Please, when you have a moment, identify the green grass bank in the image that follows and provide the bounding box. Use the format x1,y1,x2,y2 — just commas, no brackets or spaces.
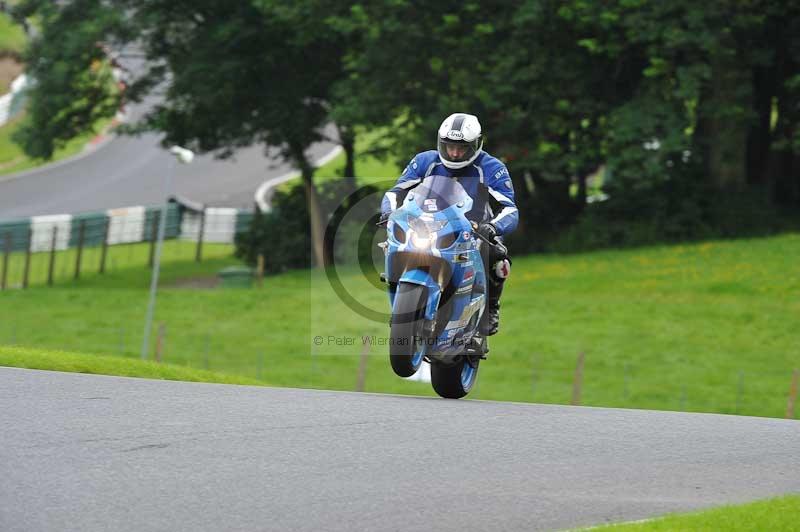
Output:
0,345,265,386
0,12,26,58
590,494,800,531
1,233,798,416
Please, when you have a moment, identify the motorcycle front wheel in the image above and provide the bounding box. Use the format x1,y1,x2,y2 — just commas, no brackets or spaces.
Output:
431,356,479,399
389,283,428,378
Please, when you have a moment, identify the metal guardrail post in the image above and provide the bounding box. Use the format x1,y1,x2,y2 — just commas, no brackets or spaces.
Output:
22,227,31,289
143,148,191,360
74,220,86,280
1,232,10,290
48,226,57,286
148,211,160,268
99,217,110,274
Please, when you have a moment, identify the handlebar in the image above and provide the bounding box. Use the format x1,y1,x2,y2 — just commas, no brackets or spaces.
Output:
470,221,507,256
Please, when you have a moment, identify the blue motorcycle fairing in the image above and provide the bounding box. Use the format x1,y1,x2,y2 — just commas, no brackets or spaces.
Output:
384,175,489,356
396,269,441,321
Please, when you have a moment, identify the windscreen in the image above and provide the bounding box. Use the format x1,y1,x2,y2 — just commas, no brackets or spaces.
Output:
410,175,469,213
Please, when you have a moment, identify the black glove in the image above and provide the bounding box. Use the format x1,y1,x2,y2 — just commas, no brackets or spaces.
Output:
477,222,498,242
377,211,391,226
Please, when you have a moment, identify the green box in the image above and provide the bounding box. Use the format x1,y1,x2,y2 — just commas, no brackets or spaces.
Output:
218,266,254,288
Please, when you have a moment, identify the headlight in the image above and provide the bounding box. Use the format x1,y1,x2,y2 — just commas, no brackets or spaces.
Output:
411,232,432,249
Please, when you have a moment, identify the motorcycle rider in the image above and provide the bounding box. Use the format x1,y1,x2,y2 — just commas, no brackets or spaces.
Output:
380,113,518,336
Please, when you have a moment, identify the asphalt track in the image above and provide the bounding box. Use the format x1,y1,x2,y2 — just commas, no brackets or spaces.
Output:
1,368,799,532
0,107,338,219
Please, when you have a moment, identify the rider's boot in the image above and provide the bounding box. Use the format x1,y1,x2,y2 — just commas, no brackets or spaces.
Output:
479,277,504,336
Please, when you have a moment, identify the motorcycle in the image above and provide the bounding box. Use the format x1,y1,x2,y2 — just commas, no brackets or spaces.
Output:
379,175,502,399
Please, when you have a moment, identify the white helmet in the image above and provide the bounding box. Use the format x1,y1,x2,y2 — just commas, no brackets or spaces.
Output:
437,113,483,169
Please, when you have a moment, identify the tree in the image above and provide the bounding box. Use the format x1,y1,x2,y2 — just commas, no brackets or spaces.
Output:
330,1,632,244
16,0,359,267
16,0,800,259
122,0,359,267
564,0,800,204
13,0,133,159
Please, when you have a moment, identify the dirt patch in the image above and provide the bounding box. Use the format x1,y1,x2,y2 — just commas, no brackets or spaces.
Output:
0,57,23,93
168,275,220,290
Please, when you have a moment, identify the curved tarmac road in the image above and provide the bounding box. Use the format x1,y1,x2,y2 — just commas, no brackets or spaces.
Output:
0,107,337,218
1,368,798,532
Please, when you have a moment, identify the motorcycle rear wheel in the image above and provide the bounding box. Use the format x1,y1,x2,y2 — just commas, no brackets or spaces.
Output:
431,356,479,399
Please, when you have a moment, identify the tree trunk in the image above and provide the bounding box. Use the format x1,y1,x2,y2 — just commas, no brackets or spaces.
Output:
769,92,800,206
702,49,752,191
529,174,575,233
289,142,326,268
767,44,800,206
338,124,357,190
506,165,531,239
574,161,599,216
746,64,775,186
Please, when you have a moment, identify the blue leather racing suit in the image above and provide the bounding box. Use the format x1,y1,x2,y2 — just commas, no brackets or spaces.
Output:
380,150,519,236
381,149,518,336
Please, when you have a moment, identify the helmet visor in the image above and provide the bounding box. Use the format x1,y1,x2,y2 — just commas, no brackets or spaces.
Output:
438,138,480,165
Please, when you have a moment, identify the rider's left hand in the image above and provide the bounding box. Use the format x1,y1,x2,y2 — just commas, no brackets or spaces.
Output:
477,222,498,242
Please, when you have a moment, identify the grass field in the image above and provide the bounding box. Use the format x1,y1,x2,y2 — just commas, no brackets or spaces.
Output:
0,12,26,58
0,114,116,176
1,233,799,417
590,494,800,531
0,345,265,386
0,239,236,288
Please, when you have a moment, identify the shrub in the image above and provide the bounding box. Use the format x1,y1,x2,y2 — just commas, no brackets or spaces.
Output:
236,178,383,274
551,177,798,253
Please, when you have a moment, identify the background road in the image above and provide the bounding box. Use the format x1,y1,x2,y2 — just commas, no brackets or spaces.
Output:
0,101,338,219
1,368,799,532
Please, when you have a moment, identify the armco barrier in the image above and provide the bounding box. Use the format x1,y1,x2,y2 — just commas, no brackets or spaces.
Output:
0,198,255,288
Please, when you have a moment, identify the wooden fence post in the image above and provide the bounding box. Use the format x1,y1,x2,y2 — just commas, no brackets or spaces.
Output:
1,232,11,290
195,208,205,263
204,333,210,370
155,323,166,363
74,220,86,280
623,362,630,403
787,369,799,420
99,217,110,274
48,226,58,286
571,351,585,406
735,371,745,414
22,227,32,289
356,336,371,392
256,254,265,287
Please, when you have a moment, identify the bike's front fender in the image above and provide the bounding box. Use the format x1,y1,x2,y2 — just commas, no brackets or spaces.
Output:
398,269,441,321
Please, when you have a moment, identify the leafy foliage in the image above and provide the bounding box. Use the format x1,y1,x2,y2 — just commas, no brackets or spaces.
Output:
12,0,800,254
236,178,383,274
235,186,312,274
12,0,131,158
